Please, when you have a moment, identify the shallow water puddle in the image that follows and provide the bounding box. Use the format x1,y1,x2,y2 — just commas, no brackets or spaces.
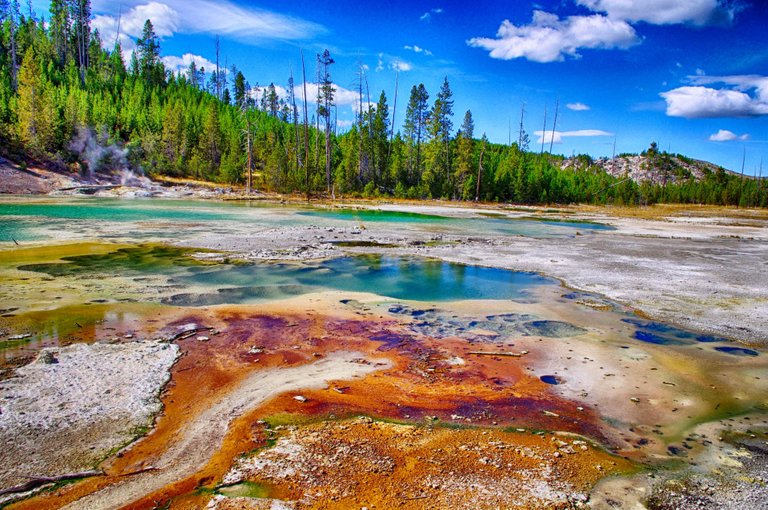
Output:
298,208,452,223
300,206,614,238
12,246,550,305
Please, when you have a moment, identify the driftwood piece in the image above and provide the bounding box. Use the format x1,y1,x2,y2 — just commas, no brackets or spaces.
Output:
0,470,103,497
166,327,214,343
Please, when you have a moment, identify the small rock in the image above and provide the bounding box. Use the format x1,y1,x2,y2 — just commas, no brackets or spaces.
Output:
37,350,59,364
196,336,210,342
293,395,308,403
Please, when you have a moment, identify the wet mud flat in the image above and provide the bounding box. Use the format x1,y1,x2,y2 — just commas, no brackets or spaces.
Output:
1,200,767,509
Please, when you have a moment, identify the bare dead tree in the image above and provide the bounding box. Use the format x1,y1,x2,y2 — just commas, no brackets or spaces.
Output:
288,69,301,171
549,96,559,154
475,135,487,202
386,71,399,170
314,60,321,174
215,36,221,100
540,105,547,154
317,49,335,193
364,70,375,183
240,99,253,195
358,63,365,181
301,50,310,200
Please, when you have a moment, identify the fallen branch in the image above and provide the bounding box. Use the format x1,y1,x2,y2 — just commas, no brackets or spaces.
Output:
119,466,158,477
468,351,525,357
166,327,214,343
0,470,103,497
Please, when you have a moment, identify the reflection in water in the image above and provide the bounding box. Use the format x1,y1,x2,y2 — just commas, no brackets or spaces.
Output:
298,209,450,223
1,304,158,366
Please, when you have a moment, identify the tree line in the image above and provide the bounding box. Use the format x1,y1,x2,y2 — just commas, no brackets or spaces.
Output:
0,1,764,207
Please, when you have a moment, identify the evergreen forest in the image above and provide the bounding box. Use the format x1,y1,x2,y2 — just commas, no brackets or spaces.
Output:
0,1,765,207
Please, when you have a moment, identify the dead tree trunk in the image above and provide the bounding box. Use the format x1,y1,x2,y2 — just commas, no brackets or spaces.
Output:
301,50,310,201
549,97,559,154
475,135,486,202
0,470,103,497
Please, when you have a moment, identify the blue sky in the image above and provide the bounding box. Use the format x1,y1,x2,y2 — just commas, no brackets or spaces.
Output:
32,0,768,174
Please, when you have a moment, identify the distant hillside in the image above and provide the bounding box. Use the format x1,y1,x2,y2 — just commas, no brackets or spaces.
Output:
561,153,744,186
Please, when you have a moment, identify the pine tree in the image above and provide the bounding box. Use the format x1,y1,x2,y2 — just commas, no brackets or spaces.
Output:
71,0,91,81
49,0,70,66
16,49,56,152
371,90,389,188
233,70,245,106
265,83,278,116
455,110,474,199
423,77,454,197
187,60,199,88
136,19,162,86
403,83,428,186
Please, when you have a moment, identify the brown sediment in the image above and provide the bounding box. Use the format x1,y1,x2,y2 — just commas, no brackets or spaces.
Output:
9,298,619,510
7,304,393,509
8,285,763,508
218,418,636,510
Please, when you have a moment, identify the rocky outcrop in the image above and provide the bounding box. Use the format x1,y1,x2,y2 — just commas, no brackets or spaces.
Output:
561,154,732,185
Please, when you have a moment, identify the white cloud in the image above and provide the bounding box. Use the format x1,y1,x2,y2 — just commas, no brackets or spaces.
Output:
420,7,443,22
534,129,613,144
576,0,735,26
688,75,768,101
708,129,750,142
244,83,373,115
92,0,324,51
660,87,768,118
467,10,639,63
248,84,289,101
566,102,590,111
296,83,374,113
162,53,217,74
375,53,384,72
661,75,768,118
389,58,413,72
404,45,433,56
93,2,179,53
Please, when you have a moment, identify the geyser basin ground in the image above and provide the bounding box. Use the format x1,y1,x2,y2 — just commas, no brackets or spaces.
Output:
1,198,767,509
